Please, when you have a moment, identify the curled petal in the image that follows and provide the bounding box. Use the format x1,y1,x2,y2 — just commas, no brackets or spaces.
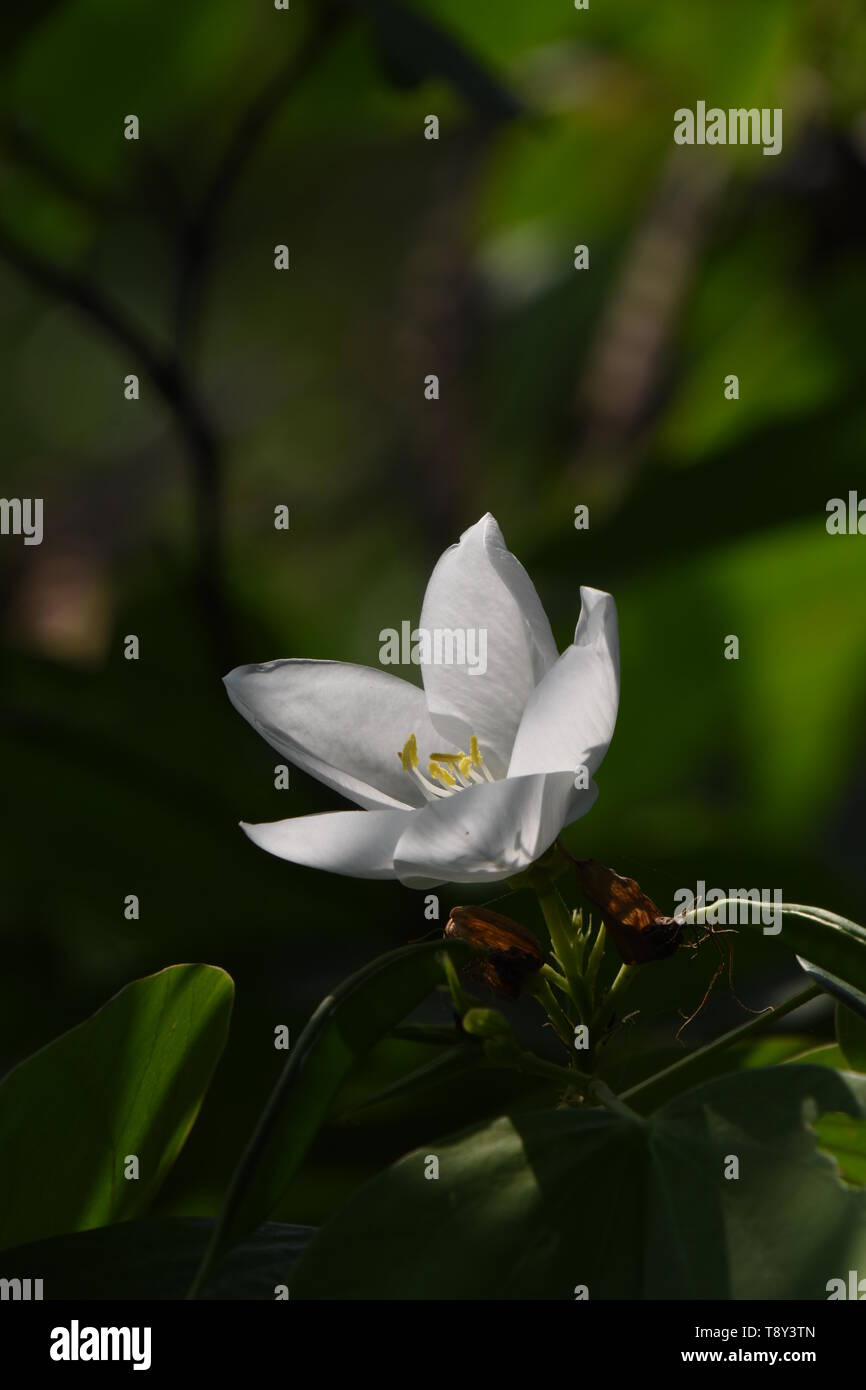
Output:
507,587,619,779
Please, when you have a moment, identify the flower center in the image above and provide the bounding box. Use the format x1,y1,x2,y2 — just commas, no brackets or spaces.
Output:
398,732,495,799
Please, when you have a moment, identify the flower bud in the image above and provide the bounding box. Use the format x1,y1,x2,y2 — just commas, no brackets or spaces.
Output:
569,857,681,964
444,905,544,998
461,1007,512,1039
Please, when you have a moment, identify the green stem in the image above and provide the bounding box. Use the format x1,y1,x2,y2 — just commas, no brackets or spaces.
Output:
584,919,607,1000
536,886,593,1022
621,982,822,1112
541,963,570,994
591,962,639,1034
531,978,575,1051
440,950,472,1014
487,1045,587,1092
591,1079,645,1125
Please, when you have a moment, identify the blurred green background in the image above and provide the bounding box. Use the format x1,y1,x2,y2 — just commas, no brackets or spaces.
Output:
2,0,866,1228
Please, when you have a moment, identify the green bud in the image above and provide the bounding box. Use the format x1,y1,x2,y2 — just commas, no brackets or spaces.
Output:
462,1007,512,1040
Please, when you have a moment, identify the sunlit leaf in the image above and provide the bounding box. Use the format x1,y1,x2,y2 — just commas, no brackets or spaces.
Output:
0,964,233,1251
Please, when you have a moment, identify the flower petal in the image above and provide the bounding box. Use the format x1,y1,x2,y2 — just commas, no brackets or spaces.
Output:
417,514,559,776
507,587,619,779
224,660,449,810
393,770,596,886
240,808,415,878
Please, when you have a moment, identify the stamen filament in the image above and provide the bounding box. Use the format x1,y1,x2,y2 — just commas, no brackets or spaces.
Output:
399,732,495,799
412,767,451,798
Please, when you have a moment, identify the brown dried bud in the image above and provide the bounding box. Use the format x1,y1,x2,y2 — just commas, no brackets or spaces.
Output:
569,858,681,965
445,905,544,999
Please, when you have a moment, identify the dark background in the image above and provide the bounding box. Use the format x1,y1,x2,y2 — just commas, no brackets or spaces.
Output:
2,0,865,1225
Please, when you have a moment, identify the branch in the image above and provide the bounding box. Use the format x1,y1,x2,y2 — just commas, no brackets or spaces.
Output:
0,224,231,666
173,5,346,352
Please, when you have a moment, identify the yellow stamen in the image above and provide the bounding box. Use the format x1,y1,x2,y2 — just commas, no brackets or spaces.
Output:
428,759,457,788
399,733,419,771
399,730,492,798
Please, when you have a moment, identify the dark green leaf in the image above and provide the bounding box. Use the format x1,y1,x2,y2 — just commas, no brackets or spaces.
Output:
797,957,866,1022
1,1218,313,1300
190,939,470,1295
837,1001,866,1072
292,1066,866,1299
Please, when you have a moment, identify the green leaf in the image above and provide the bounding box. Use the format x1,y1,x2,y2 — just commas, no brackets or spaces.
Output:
718,1034,819,1067
836,1002,866,1072
0,964,233,1252
292,1066,866,1299
797,957,866,1023
1,1219,313,1300
813,1113,866,1188
190,939,471,1296
787,1042,847,1068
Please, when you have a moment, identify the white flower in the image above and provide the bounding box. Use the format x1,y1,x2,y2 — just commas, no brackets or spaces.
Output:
224,514,619,887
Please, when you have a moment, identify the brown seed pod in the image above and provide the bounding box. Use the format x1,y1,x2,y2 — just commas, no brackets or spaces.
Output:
444,905,544,999
569,858,682,965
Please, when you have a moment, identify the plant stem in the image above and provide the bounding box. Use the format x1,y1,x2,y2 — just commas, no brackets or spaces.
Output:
541,963,570,994
531,978,575,1051
621,982,823,1112
591,1079,645,1125
487,1046,587,1092
590,961,639,1034
584,919,607,999
439,950,472,1014
536,885,593,1023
